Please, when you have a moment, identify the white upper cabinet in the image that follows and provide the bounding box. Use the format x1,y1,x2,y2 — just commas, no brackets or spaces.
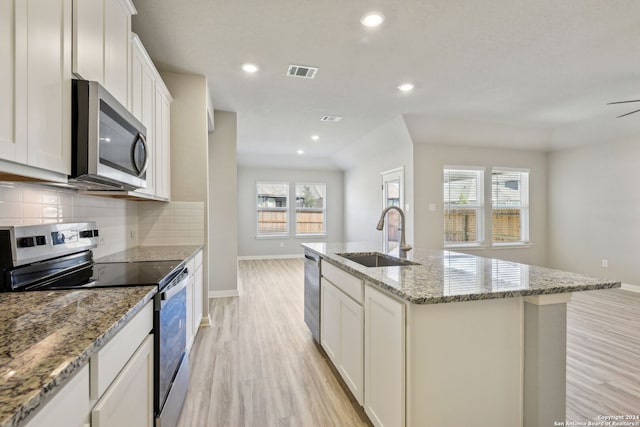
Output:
131,36,156,196
73,0,135,108
0,0,72,177
154,82,172,200
0,1,24,164
131,33,172,201
72,0,104,84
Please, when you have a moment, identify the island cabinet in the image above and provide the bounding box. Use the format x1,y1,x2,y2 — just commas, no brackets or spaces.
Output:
364,284,405,427
0,0,72,181
319,261,523,427
72,0,135,108
24,301,154,427
320,262,364,404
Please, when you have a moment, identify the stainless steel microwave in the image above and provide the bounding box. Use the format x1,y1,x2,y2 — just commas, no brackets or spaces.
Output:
71,80,148,190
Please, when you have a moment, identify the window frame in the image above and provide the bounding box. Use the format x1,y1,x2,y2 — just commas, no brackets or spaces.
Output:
443,166,486,248
491,167,530,247
294,182,327,237
255,181,290,238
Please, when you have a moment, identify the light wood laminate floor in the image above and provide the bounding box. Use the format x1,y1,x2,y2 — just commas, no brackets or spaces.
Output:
567,287,640,421
178,259,640,426
177,258,369,427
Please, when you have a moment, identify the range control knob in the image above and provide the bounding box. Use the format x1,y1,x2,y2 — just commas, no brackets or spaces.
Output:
18,237,36,248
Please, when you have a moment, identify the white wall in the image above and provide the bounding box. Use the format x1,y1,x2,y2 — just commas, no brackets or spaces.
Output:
548,137,640,285
160,72,210,307
341,116,414,244
413,144,548,266
0,182,138,258
237,167,344,257
209,110,238,293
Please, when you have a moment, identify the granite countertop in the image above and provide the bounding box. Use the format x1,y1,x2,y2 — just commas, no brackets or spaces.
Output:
0,286,157,427
302,242,621,304
96,244,203,263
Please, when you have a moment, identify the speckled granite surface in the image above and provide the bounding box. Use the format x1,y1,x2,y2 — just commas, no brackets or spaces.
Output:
0,286,156,427
96,245,203,263
302,242,621,304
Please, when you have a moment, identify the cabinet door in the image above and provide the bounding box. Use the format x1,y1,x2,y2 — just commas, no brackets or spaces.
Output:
320,278,341,364
186,274,195,350
0,1,25,163
131,38,158,196
72,0,104,82
25,365,90,427
91,335,154,427
338,292,364,405
364,285,405,427
103,0,130,107
154,86,171,200
193,264,204,334
20,0,72,174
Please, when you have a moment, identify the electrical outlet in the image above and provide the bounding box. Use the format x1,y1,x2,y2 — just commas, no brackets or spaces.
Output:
428,203,437,212
601,259,608,268
279,242,284,248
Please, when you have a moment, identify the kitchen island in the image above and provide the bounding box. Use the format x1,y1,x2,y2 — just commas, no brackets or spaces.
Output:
303,242,620,427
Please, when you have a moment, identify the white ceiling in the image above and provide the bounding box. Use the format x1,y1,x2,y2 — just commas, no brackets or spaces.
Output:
131,0,640,167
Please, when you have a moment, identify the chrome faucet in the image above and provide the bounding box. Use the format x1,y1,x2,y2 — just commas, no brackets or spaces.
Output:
376,206,412,256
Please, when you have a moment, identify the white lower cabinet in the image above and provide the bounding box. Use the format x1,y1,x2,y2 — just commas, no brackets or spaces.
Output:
186,249,204,351
91,334,154,427
25,301,154,427
364,284,405,427
320,277,364,405
25,364,90,427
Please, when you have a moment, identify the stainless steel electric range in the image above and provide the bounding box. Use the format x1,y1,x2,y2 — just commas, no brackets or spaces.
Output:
0,222,189,427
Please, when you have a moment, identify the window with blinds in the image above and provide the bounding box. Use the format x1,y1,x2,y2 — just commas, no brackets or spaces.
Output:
295,183,326,235
443,167,485,245
492,169,529,244
256,182,289,236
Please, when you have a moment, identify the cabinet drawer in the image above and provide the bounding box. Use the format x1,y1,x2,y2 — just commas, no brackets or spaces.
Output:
92,335,154,427
322,261,363,304
90,301,153,399
25,364,90,427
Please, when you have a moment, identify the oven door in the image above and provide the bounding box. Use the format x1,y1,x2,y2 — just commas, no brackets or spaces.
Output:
155,272,188,416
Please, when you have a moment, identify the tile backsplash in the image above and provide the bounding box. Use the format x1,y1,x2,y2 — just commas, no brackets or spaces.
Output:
0,182,205,257
138,201,205,246
0,182,139,258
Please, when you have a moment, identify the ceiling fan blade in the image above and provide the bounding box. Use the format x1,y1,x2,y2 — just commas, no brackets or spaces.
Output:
616,108,640,118
607,100,640,105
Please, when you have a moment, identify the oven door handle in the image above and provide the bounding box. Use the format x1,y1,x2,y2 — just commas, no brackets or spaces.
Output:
160,271,189,304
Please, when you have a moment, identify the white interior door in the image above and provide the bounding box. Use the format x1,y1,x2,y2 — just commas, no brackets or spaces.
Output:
381,167,404,252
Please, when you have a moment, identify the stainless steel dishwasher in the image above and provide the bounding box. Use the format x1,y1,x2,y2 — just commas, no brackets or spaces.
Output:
303,249,320,342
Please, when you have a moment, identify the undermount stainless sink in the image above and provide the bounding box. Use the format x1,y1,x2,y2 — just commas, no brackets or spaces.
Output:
336,252,420,267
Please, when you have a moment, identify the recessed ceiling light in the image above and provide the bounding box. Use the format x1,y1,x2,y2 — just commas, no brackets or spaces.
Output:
297,149,304,155
311,135,320,141
242,63,259,73
361,12,385,28
398,83,414,92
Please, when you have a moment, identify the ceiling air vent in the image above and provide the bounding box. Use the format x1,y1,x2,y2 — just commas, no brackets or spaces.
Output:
320,115,343,122
287,64,318,79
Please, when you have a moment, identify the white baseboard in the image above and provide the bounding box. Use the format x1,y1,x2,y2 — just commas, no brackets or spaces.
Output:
208,290,240,298
238,254,304,261
622,283,640,293
199,315,212,327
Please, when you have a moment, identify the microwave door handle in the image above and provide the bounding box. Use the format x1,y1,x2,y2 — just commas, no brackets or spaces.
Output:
131,133,149,177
